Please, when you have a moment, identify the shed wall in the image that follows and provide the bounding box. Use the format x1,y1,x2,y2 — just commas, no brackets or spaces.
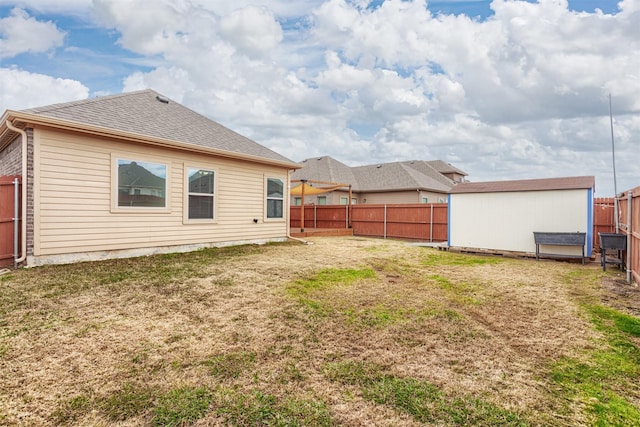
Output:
31,127,289,263
449,189,592,256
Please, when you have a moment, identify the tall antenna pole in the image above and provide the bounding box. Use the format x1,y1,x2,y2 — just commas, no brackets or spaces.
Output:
609,93,619,232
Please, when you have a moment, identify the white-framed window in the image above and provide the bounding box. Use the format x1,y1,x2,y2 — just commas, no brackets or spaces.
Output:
266,177,284,219
115,157,168,210
351,198,357,205
422,197,428,204
186,167,215,220
317,196,327,205
340,196,348,205
294,197,302,206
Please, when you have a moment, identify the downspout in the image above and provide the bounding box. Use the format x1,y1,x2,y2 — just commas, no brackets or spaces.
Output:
6,120,27,265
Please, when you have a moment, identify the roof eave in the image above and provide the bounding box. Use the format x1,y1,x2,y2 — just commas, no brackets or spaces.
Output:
1,110,301,170
358,186,450,194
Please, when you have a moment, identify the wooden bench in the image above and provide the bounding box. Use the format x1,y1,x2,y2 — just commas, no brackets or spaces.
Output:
533,232,586,265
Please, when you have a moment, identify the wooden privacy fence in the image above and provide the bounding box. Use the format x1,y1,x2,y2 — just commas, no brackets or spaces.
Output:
593,197,616,250
290,203,448,242
618,187,640,284
0,176,20,268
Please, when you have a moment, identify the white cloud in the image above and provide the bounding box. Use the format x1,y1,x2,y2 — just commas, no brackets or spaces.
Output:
92,0,210,56
3,0,638,196
0,8,65,58
0,67,88,111
219,6,283,57
0,0,92,15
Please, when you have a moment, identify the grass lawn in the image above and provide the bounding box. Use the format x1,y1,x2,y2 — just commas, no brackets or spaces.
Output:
0,236,639,426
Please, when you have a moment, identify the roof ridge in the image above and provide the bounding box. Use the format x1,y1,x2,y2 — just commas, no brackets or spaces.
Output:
22,89,157,114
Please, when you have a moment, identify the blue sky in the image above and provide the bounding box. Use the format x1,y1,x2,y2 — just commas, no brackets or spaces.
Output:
1,0,638,196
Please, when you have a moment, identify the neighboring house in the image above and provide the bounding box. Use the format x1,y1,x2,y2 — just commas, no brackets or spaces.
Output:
0,89,300,266
291,156,467,205
448,176,595,257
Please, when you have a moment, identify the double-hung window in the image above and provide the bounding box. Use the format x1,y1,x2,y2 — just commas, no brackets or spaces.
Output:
266,178,284,219
187,167,215,220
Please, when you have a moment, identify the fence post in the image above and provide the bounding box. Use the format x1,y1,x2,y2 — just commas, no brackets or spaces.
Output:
429,203,434,242
384,204,387,239
627,191,632,284
314,204,317,229
345,204,348,228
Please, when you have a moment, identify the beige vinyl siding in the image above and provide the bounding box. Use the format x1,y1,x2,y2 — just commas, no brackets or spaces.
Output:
34,127,289,257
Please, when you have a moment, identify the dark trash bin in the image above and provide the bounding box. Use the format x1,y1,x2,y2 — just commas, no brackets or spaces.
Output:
598,232,627,271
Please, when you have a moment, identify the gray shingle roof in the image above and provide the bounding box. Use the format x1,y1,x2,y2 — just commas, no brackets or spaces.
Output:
21,89,295,165
449,176,595,194
291,156,458,193
426,160,468,176
292,156,357,186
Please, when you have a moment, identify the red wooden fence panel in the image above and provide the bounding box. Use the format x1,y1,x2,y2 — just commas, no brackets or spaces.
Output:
593,197,616,251
0,176,20,268
290,204,349,230
618,187,640,284
290,203,448,241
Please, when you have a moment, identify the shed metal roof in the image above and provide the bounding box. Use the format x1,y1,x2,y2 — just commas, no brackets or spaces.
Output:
449,176,595,194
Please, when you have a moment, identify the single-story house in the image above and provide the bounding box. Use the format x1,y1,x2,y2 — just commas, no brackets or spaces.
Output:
290,156,467,205
448,176,595,258
0,89,300,266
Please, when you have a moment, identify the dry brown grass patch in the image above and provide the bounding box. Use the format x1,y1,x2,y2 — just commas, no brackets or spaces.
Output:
0,237,637,425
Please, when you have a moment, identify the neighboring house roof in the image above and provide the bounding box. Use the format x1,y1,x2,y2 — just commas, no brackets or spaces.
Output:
352,161,453,193
291,156,458,193
449,176,595,194
426,160,468,177
294,156,358,186
118,161,165,190
0,89,298,168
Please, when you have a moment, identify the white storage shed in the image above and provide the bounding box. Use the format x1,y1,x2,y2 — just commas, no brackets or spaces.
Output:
448,176,595,259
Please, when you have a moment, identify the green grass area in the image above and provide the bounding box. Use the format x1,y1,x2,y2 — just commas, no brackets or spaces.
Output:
551,304,640,426
285,267,377,314
51,385,332,426
153,387,213,426
324,360,526,426
214,388,333,426
99,383,156,422
426,274,484,305
345,304,415,327
421,250,505,267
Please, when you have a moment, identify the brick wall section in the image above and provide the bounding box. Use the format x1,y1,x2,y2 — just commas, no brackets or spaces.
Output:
3,129,35,261
0,136,22,176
